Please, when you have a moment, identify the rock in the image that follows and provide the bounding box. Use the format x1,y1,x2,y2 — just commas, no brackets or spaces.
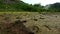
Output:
29,25,40,33
33,19,38,21
43,25,51,30
40,17,45,19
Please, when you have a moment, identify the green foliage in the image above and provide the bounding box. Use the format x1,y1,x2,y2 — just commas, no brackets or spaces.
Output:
0,0,44,12
0,0,60,12
48,2,60,12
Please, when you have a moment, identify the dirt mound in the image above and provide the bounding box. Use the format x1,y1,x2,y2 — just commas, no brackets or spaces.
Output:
0,20,34,34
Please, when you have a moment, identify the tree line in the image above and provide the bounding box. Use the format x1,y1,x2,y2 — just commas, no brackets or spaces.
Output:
0,0,60,12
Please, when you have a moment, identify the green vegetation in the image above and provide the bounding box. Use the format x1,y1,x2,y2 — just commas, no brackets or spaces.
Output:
0,0,60,12
48,2,60,12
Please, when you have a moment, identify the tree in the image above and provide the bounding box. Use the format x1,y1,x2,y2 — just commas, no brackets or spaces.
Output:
47,2,60,12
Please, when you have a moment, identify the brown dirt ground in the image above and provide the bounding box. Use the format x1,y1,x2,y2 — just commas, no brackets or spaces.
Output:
0,12,60,34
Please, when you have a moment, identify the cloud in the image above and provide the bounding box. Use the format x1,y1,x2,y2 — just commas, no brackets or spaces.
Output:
21,0,60,6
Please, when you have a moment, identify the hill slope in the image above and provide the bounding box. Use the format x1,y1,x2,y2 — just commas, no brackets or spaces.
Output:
0,0,44,12
0,0,26,11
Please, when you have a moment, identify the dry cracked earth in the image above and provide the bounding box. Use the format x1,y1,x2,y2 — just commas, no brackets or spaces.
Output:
0,12,60,34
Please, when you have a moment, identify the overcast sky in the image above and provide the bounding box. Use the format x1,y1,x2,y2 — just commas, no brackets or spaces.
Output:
21,0,60,6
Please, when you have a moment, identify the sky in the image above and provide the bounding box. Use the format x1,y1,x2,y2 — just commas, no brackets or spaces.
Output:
21,0,60,6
